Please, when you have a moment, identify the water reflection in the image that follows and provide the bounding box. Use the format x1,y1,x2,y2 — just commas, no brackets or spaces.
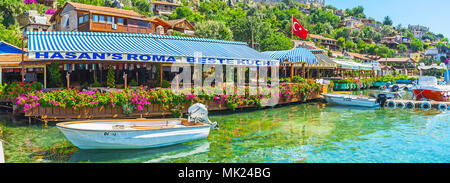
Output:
2,101,449,163
68,141,210,163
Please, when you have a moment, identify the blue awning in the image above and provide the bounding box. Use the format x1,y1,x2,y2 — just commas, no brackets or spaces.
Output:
263,47,318,64
27,31,278,67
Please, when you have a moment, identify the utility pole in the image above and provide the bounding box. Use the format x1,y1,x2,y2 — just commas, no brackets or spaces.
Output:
21,38,25,82
250,17,254,49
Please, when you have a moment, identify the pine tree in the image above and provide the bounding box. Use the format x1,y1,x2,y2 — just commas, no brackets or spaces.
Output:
107,66,115,88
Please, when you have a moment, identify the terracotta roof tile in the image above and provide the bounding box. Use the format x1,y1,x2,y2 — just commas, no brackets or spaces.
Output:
309,34,336,41
377,57,417,63
151,1,180,6
67,2,144,18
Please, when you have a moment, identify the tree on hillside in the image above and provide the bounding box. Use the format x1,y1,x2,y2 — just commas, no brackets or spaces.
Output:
336,37,346,51
307,7,341,28
131,0,153,16
259,32,292,51
346,40,355,51
333,27,352,40
422,32,436,41
0,24,21,47
410,38,424,52
383,16,393,26
169,6,204,22
381,25,397,37
194,20,233,41
346,6,365,18
397,44,407,53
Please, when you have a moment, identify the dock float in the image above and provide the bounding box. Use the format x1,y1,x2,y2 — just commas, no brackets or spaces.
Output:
385,99,450,111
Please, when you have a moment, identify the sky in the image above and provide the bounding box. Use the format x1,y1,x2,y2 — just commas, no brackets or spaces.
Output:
325,0,450,38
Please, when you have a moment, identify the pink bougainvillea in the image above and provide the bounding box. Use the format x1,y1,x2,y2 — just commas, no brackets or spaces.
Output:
23,0,37,5
45,8,55,15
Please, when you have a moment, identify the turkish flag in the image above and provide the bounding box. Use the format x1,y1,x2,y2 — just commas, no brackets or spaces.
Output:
292,16,308,39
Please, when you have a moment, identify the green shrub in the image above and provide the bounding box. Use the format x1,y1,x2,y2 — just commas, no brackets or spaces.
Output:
91,80,102,87
81,82,89,89
129,79,138,87
159,80,170,88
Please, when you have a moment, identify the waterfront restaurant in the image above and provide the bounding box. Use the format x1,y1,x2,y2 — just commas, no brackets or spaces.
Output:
0,41,46,86
263,47,319,80
332,59,379,79
26,31,278,89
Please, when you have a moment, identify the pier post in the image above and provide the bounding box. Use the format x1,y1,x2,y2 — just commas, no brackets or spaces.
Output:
0,140,4,163
66,72,71,89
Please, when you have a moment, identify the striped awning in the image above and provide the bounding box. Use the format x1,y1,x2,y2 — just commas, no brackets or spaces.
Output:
263,47,318,64
27,31,278,67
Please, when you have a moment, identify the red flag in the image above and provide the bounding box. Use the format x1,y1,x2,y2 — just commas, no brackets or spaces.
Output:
292,16,308,39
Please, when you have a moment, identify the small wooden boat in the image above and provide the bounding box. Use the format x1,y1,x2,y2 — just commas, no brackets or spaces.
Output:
57,118,212,149
322,93,380,108
57,103,218,150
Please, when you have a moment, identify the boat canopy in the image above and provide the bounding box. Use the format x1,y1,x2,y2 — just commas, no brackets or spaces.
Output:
418,63,447,70
308,53,338,68
332,59,377,70
27,31,278,67
263,47,318,64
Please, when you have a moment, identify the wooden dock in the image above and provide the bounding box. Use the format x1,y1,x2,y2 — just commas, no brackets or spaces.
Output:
385,99,450,110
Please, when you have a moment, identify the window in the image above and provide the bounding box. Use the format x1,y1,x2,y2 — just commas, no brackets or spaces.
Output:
147,22,152,28
63,15,70,28
107,16,112,23
84,15,89,23
138,21,146,27
99,16,105,23
117,18,123,25
93,15,98,22
78,16,83,24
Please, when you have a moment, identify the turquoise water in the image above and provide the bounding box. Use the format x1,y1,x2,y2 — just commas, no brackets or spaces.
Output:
1,100,449,163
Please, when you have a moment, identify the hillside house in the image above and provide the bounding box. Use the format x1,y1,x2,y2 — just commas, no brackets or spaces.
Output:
309,34,338,51
151,1,180,16
339,18,363,29
50,2,156,34
165,18,195,36
377,57,417,75
380,36,399,49
17,10,52,38
408,25,429,40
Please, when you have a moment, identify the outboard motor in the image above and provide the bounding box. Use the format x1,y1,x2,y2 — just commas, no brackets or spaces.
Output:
376,94,387,108
390,85,400,92
385,82,392,89
187,103,219,129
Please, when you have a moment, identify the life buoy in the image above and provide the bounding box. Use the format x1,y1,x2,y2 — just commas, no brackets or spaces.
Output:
438,104,447,112
387,101,396,108
421,102,431,111
396,101,405,109
405,101,415,109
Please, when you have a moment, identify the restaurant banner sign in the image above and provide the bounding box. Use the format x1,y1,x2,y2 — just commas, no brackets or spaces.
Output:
30,52,279,67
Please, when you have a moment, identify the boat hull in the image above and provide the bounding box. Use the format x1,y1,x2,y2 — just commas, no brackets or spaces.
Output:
412,89,450,101
323,94,380,108
57,120,211,149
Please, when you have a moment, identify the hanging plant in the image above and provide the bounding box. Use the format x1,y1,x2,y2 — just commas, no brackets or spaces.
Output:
121,103,133,115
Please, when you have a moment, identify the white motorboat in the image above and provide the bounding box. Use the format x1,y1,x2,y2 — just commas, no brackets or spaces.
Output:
57,103,218,149
322,93,380,108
